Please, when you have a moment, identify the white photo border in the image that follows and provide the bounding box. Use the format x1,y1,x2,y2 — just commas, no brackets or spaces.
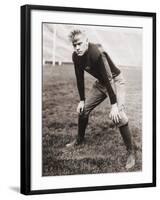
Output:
21,5,156,195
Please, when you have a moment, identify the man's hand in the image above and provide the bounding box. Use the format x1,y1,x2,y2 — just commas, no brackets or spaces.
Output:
109,103,121,124
77,101,85,114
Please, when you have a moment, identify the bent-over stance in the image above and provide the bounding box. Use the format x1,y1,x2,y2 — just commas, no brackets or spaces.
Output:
66,29,135,170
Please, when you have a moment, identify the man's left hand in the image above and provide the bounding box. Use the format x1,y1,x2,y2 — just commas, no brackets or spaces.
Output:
109,103,121,124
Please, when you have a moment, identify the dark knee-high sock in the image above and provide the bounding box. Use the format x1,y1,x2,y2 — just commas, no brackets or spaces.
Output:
119,123,133,153
77,115,89,142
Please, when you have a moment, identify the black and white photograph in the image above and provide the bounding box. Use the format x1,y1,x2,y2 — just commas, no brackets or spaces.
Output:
42,23,142,176
20,5,156,194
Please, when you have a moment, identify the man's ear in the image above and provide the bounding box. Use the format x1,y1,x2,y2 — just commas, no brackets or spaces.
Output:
86,38,89,46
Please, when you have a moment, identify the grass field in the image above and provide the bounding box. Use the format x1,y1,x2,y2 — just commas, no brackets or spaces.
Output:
42,64,142,176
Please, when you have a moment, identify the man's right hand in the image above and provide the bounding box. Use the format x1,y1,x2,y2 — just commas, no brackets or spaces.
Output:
77,101,85,114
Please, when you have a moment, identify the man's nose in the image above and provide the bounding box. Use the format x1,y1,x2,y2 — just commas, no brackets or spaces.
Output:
76,45,80,50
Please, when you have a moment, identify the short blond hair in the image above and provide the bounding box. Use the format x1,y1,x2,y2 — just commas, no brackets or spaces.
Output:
68,29,87,42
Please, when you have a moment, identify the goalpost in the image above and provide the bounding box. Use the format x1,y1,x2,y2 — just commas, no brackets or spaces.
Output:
52,24,56,66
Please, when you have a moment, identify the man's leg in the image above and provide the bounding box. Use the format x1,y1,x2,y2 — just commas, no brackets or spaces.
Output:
114,73,135,169
119,123,133,153
76,114,88,144
119,121,135,169
66,81,106,147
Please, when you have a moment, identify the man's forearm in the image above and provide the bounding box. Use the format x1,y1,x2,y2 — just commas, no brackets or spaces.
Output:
98,55,117,104
77,81,85,101
74,64,85,101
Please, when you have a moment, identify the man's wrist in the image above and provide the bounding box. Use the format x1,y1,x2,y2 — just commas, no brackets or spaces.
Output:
111,103,118,108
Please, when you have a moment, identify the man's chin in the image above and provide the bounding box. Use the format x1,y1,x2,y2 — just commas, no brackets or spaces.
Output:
76,52,84,56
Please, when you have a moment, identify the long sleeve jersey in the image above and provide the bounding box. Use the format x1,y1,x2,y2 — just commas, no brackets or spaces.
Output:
72,43,120,105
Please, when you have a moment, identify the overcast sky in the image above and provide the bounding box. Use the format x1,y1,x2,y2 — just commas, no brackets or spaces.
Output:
43,23,142,67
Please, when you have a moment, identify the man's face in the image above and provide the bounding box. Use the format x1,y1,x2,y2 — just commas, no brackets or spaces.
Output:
72,34,88,56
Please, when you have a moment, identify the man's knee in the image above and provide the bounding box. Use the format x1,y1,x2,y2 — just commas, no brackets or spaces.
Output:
79,109,90,119
118,111,129,127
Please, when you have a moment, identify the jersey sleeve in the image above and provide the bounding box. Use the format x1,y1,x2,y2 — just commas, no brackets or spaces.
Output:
72,53,85,101
97,54,117,105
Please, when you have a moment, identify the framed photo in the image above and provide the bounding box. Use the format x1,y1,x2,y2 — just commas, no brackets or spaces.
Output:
21,4,156,195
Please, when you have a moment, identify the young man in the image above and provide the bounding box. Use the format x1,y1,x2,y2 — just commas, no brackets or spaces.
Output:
66,29,135,169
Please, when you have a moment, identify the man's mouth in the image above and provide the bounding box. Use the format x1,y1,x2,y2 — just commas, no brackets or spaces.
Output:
77,51,82,55
75,50,84,56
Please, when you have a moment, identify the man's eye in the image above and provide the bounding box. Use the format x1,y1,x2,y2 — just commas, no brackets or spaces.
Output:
73,42,82,47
